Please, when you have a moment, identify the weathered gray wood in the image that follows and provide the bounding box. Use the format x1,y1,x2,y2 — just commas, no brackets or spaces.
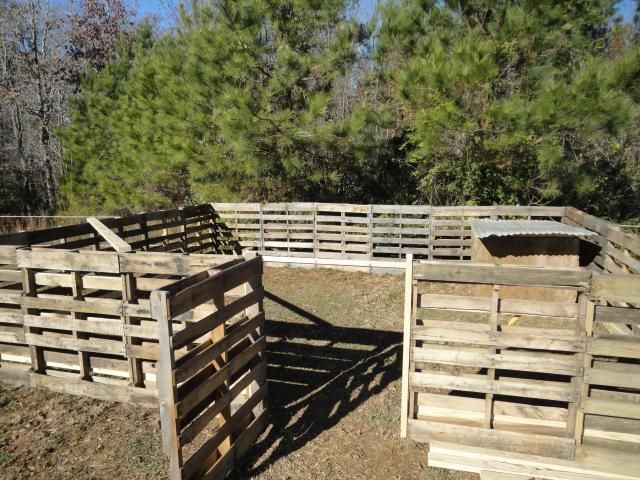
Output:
87,217,132,253
413,261,590,287
590,274,640,304
400,253,413,438
408,420,576,459
151,290,182,479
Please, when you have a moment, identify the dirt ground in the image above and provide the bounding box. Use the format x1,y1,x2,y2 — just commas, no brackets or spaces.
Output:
0,267,476,480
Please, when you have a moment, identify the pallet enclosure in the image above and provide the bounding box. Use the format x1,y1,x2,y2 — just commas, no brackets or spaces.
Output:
1,202,639,480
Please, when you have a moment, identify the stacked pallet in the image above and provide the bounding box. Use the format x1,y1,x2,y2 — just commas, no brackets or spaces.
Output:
579,275,640,448
402,260,590,459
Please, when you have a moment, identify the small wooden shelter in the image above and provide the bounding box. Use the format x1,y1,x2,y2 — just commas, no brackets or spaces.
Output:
469,219,597,268
469,219,599,301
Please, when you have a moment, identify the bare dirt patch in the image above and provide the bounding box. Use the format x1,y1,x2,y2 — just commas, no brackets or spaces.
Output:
0,266,475,480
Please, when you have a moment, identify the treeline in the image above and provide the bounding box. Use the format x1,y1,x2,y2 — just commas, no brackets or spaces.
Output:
0,0,137,214
5,1,640,221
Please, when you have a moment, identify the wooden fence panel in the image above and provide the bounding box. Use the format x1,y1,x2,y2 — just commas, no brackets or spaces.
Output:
402,261,590,460
0,248,242,406
578,274,640,449
563,207,640,275
0,204,236,255
152,255,267,480
211,203,566,262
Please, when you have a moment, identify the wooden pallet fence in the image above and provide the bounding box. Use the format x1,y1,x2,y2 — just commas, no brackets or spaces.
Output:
577,274,640,449
152,255,267,480
211,203,566,262
0,248,243,405
563,207,640,275
401,260,592,460
0,203,240,255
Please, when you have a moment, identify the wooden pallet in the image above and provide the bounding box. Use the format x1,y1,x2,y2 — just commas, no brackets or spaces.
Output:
428,441,640,480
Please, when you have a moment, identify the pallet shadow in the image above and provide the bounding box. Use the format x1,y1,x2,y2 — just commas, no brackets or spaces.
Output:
230,290,402,477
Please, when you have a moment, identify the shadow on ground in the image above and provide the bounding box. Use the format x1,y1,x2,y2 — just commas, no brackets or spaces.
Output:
231,289,403,477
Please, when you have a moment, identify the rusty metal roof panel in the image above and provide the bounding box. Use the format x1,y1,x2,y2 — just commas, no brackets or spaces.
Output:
469,219,597,239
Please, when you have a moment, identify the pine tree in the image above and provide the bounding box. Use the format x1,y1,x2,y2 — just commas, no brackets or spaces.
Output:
60,0,365,212
58,24,155,213
374,0,640,219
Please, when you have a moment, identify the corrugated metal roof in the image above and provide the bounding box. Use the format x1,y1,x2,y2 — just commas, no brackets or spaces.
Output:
469,219,597,239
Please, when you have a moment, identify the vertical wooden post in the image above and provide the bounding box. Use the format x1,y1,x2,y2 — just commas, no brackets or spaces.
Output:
400,253,414,438
574,296,595,444
93,231,101,251
151,290,182,480
340,209,346,258
180,208,188,253
141,215,150,251
428,213,434,261
368,204,373,264
485,285,500,429
21,266,44,374
283,205,290,255
71,270,91,380
244,254,265,415
122,273,144,387
313,203,318,258
398,212,403,259
194,218,204,253
211,207,220,254
459,213,465,261
255,203,262,255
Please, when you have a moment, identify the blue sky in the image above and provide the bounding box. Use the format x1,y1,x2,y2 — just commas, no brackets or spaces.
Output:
136,0,636,25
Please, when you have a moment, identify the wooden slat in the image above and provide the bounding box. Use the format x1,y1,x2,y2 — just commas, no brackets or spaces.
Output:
410,371,575,402
590,274,640,304
169,256,261,318
400,254,413,438
412,346,580,376
588,336,640,359
179,361,266,444
176,336,266,420
180,383,267,480
595,305,640,325
413,262,590,287
582,398,640,420
174,312,264,384
17,249,120,273
586,367,640,390
407,419,575,459
412,327,585,352
87,217,132,253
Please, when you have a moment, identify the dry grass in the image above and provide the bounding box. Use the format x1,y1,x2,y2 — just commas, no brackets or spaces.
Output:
0,266,476,480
